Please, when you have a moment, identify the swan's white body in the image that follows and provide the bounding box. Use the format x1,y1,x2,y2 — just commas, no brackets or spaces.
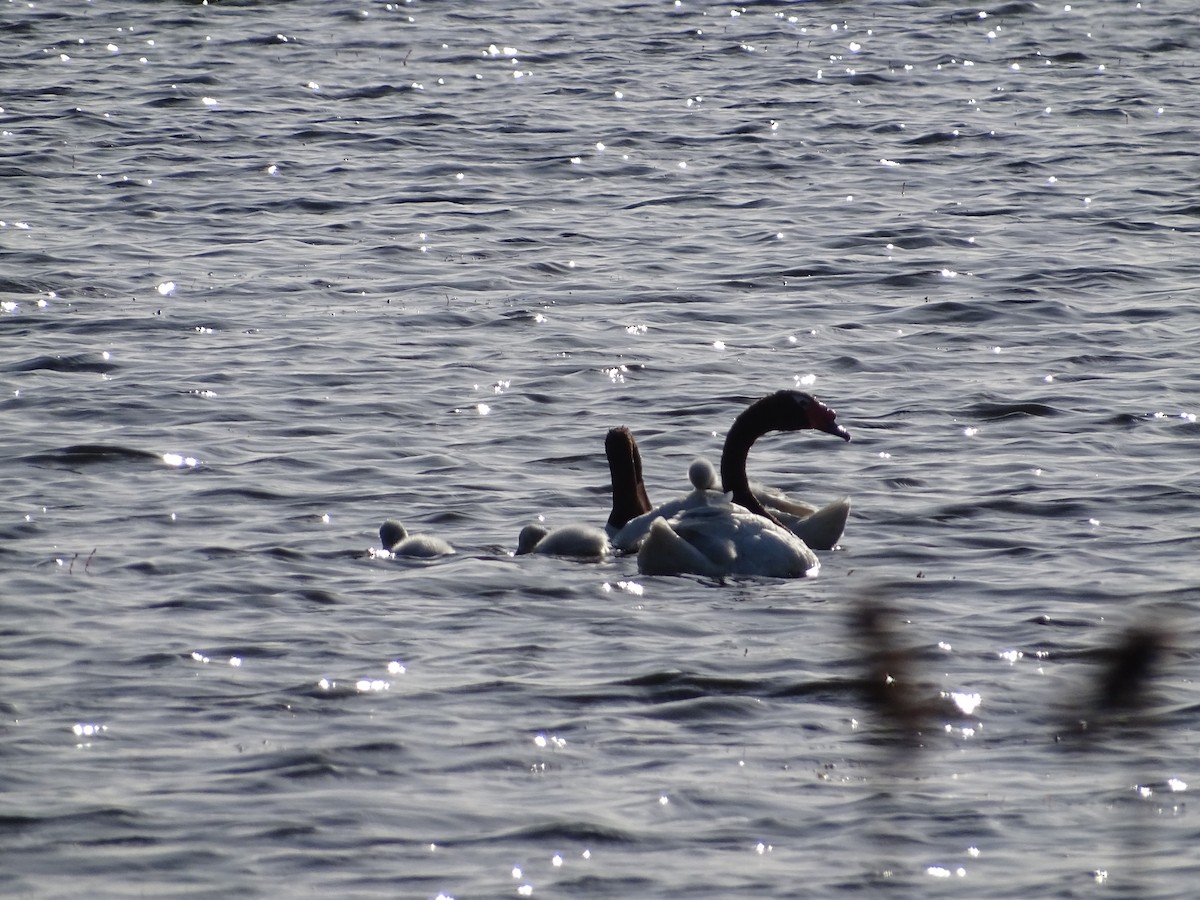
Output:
636,500,819,578
516,522,610,560
613,457,850,554
377,520,455,558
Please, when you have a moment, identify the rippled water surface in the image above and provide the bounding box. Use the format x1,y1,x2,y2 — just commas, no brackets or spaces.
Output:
3,1,1200,897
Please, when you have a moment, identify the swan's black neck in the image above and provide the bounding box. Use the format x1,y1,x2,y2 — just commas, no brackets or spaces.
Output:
720,399,785,525
606,426,653,529
719,390,848,524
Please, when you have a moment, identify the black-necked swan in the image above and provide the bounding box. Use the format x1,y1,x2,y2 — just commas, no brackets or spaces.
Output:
636,390,850,578
612,394,851,554
515,522,611,560
613,456,850,553
377,519,455,558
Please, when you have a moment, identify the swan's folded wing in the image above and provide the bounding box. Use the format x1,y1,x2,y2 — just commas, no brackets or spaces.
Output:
637,516,728,577
778,496,851,551
752,483,820,518
669,508,738,570
611,508,658,553
612,490,730,553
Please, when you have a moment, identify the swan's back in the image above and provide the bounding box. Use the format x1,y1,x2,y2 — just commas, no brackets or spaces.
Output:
394,535,455,558
517,522,610,560
379,519,455,558
612,459,728,553
636,505,818,578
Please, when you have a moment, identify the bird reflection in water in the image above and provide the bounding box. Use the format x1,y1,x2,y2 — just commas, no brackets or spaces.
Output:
848,598,980,747
1063,617,1172,740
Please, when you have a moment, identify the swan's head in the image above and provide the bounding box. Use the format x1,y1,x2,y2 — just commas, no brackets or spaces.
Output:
516,523,550,555
606,426,639,467
773,390,851,441
379,519,409,550
688,458,718,490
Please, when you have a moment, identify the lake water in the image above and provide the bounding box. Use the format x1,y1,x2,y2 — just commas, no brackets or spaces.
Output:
3,1,1199,897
